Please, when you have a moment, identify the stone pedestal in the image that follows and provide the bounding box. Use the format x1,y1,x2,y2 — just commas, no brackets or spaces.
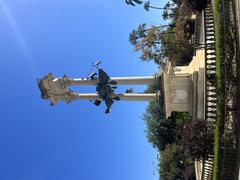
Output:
161,49,205,119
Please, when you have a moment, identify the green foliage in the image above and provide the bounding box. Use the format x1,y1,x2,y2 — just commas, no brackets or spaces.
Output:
129,23,193,65
144,84,157,93
174,112,191,128
169,112,191,141
143,94,197,178
159,143,185,180
129,24,173,64
184,0,208,11
143,101,174,151
128,0,195,66
171,0,182,7
144,1,175,11
182,119,214,160
184,19,195,39
143,98,191,151
191,119,214,159
182,120,214,159
212,0,225,178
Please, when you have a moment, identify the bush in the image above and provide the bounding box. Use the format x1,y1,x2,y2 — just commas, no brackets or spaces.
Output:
159,144,185,180
184,19,195,39
185,0,209,11
182,119,214,160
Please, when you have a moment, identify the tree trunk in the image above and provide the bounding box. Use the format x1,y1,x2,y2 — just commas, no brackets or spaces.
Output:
149,6,175,10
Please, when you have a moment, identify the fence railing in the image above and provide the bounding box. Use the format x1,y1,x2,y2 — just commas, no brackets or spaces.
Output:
202,1,216,179
202,0,240,179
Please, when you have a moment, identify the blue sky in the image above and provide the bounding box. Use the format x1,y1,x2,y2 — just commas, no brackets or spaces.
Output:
0,0,167,179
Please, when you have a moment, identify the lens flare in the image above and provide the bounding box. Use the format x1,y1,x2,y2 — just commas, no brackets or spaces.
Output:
1,1,38,76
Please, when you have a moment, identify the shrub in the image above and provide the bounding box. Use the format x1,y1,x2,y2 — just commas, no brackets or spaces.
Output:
185,0,209,11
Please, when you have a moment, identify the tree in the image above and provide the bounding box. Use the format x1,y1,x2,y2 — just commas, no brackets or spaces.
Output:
171,0,182,7
127,0,196,65
129,25,164,64
161,5,195,66
182,119,214,160
125,0,143,6
129,17,197,65
181,121,192,154
184,19,195,39
161,0,182,20
184,0,209,11
168,112,191,142
129,24,183,64
143,1,175,11
144,84,157,93
159,143,185,180
143,101,176,151
129,23,175,45
190,119,214,160
129,23,147,46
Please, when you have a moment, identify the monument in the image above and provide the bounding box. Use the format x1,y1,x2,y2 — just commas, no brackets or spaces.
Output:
38,61,162,114
38,48,205,119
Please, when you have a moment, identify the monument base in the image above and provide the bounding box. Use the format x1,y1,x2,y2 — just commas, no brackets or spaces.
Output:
161,49,205,119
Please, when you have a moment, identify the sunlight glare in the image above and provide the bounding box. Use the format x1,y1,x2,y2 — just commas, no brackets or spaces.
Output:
1,1,38,76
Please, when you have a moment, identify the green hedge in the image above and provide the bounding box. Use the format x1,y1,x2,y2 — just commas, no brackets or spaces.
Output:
212,0,225,179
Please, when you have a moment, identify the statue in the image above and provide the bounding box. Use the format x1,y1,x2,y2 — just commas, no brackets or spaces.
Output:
92,61,120,113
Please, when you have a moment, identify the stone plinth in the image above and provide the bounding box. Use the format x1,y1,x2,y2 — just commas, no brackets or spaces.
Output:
162,49,205,119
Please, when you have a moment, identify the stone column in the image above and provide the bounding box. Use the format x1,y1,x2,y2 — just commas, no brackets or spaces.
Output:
71,93,157,101
117,93,157,101
63,76,156,86
70,93,100,101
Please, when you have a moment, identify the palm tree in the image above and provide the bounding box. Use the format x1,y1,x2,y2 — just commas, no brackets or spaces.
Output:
125,0,143,6
129,23,175,45
129,30,138,45
130,24,194,46
144,1,175,11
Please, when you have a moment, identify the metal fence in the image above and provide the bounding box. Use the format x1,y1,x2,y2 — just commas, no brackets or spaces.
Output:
202,0,240,179
221,0,239,178
202,1,216,179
